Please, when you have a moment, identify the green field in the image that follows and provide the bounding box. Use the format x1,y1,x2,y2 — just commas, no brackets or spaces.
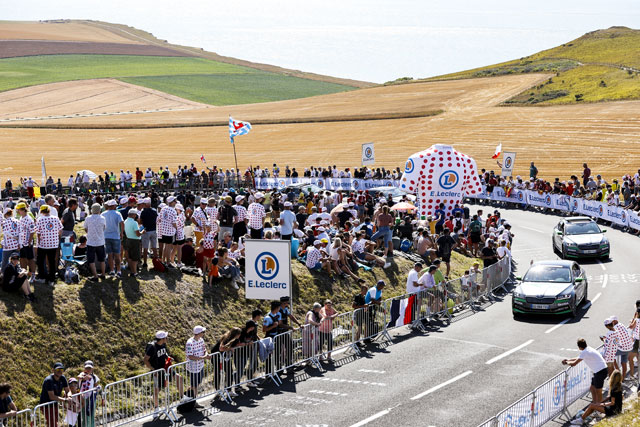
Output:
0,54,355,104
420,27,640,105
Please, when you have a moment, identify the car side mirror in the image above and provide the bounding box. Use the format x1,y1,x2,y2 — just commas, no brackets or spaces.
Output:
575,278,583,283
601,229,607,233
556,230,563,236
515,276,522,281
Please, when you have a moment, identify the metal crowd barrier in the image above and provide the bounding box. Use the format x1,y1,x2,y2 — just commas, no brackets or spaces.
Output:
102,369,170,426
32,387,103,427
477,346,602,427
0,409,33,427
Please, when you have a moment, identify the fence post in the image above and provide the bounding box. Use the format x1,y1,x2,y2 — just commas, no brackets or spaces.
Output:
529,390,536,427
561,369,571,419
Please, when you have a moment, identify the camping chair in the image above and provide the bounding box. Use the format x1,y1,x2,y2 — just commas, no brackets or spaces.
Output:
60,240,87,266
59,239,89,281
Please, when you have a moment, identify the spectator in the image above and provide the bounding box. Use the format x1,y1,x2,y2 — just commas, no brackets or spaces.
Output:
530,161,538,179
303,302,322,359
406,262,423,294
319,299,338,362
232,196,248,242
1,208,20,272
238,319,260,387
370,205,393,262
218,196,237,243
217,247,243,289
582,163,591,187
351,231,386,268
39,362,70,427
84,204,106,282
210,328,242,396
144,331,183,418
419,265,439,314
174,204,186,267
181,238,196,267
628,299,640,378
436,228,457,278
185,325,211,400
279,201,297,240
191,199,208,245
159,196,178,266
570,370,622,425
601,316,633,377
262,301,282,340
61,198,77,242
2,252,35,301
102,200,123,277
352,282,369,343
73,236,87,258
35,205,63,285
562,338,608,404
480,239,498,268
64,378,81,427
0,383,17,421
305,240,331,274
433,203,446,234
123,209,144,277
140,198,158,266
247,192,266,239
77,361,100,427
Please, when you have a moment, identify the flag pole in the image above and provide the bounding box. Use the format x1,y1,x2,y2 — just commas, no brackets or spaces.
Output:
232,141,241,187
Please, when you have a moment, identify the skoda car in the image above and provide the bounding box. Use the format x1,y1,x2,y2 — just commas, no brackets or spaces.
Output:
512,261,588,318
552,217,609,259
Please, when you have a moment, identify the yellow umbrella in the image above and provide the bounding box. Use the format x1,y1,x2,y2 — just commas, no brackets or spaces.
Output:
330,203,349,215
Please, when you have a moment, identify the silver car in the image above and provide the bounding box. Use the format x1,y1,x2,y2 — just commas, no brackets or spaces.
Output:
552,216,609,259
512,261,588,318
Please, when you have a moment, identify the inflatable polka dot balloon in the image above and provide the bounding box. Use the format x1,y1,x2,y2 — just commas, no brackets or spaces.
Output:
400,144,482,217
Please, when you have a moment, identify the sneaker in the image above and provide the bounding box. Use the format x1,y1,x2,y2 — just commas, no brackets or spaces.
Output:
232,279,239,290
246,382,258,388
570,418,583,425
89,276,99,282
116,271,122,278
383,262,391,269
152,408,160,420
228,389,238,398
108,271,116,277
180,394,191,402
98,274,106,279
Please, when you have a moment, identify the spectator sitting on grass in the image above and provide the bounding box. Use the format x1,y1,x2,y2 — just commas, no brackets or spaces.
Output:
2,252,36,302
305,240,332,275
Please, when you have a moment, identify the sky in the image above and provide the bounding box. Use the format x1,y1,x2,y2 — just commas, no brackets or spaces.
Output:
4,0,640,83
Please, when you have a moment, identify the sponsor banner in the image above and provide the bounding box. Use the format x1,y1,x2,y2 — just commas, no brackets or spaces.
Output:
485,187,526,204
501,152,516,177
244,240,291,300
253,177,399,191
525,190,554,208
362,142,375,166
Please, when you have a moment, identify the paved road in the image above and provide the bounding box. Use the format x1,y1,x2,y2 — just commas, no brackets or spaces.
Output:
158,207,640,427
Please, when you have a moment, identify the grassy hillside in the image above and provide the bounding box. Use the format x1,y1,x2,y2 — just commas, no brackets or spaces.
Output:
0,54,355,105
0,246,475,408
421,27,640,105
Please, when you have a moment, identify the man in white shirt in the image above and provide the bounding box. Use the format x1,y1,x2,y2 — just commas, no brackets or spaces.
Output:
279,201,297,241
562,338,608,404
185,325,210,399
406,262,423,294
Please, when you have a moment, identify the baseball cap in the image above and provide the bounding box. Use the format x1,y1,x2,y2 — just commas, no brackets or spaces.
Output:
235,195,244,202
376,280,386,286
225,196,232,202
9,252,19,260
3,207,11,215
200,198,208,204
317,226,325,232
119,196,127,205
604,317,614,326
155,330,168,339
193,325,206,334
284,201,292,207
321,207,327,212
84,360,94,368
15,202,27,210
166,196,176,203
280,296,290,302
254,192,265,199
105,199,117,207
320,238,328,243
69,378,78,384
53,362,65,370
128,209,139,216
39,205,49,212
128,196,137,204
313,240,322,246
175,204,184,211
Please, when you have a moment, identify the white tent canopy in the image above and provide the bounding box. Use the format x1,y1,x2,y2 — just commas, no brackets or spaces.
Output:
76,170,98,180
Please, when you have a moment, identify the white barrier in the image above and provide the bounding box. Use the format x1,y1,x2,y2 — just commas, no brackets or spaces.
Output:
1,409,33,427
254,177,400,191
472,187,640,230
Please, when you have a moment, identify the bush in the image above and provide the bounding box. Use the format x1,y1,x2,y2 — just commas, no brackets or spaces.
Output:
575,94,584,101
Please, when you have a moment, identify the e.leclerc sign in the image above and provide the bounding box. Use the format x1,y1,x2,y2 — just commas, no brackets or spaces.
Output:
244,239,292,300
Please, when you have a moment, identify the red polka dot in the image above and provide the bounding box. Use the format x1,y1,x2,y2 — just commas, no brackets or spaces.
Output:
467,159,471,163
419,155,423,158
422,192,425,196
436,199,440,203
434,150,439,154
427,186,432,190
410,180,415,184
427,175,432,179
421,165,426,169
448,163,452,167
457,163,460,167
429,169,433,173
447,157,451,160
448,206,453,210
439,163,443,167
428,181,432,184
428,205,432,209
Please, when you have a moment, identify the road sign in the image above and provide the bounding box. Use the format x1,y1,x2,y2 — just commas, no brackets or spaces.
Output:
501,152,516,177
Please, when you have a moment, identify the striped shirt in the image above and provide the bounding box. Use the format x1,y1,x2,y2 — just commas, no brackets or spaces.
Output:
233,205,247,222
18,215,35,247
247,203,265,230
36,215,63,249
192,207,207,232
1,217,20,251
159,206,177,237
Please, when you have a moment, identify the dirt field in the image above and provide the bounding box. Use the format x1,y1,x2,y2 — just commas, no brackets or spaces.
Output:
0,40,192,58
0,79,208,122
0,74,545,125
0,21,141,44
1,74,639,183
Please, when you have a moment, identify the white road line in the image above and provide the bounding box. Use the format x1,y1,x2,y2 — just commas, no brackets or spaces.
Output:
358,369,386,374
597,260,606,271
485,340,534,365
349,405,401,427
410,370,473,400
520,225,545,234
545,319,570,334
591,292,602,304
601,274,609,288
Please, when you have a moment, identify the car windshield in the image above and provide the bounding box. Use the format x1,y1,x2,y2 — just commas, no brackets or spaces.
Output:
524,265,572,283
565,222,601,235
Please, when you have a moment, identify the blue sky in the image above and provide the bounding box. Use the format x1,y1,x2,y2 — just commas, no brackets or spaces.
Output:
4,0,639,82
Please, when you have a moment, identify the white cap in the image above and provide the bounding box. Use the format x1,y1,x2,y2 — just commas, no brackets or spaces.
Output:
155,330,168,339
128,209,139,216
166,196,176,203
235,195,245,202
284,201,293,207
604,317,614,326
348,202,354,207
175,204,184,211
119,197,127,205
105,199,117,207
317,226,325,232
3,207,11,214
144,198,152,204
193,325,206,334
313,240,322,246
254,192,265,199
322,207,327,212
200,198,208,204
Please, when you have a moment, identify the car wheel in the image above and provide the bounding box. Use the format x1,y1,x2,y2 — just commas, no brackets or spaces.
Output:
512,311,520,320
570,298,578,318
561,246,567,259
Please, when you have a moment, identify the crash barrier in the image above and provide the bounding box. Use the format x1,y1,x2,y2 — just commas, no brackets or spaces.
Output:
477,346,604,427
469,186,640,231
254,177,400,191
10,257,510,426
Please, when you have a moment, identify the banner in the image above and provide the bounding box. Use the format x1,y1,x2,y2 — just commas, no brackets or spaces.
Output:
501,152,516,177
244,239,291,300
253,177,399,191
470,186,640,230
361,143,375,166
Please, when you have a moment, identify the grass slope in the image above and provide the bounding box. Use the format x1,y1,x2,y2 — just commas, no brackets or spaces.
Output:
0,54,355,105
0,246,474,408
422,27,640,105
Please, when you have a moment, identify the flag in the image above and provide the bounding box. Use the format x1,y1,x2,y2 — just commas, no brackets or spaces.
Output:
200,154,206,163
386,294,417,328
229,117,252,144
492,143,502,159
41,157,47,187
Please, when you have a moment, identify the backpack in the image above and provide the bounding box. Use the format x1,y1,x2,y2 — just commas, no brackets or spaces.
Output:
152,258,166,273
400,239,412,253
470,221,482,234
176,389,196,414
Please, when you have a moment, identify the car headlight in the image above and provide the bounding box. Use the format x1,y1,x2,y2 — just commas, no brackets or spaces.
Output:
556,290,574,300
565,241,578,248
600,238,609,247
513,290,525,299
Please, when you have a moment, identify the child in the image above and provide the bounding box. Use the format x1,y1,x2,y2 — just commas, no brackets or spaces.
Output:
74,236,88,258
64,378,81,427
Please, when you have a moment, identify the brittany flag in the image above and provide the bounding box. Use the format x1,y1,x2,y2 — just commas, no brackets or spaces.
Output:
200,154,206,163
492,143,502,159
229,116,252,144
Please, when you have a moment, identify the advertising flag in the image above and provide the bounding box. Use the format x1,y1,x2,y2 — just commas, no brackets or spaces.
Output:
501,152,516,177
361,142,375,166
